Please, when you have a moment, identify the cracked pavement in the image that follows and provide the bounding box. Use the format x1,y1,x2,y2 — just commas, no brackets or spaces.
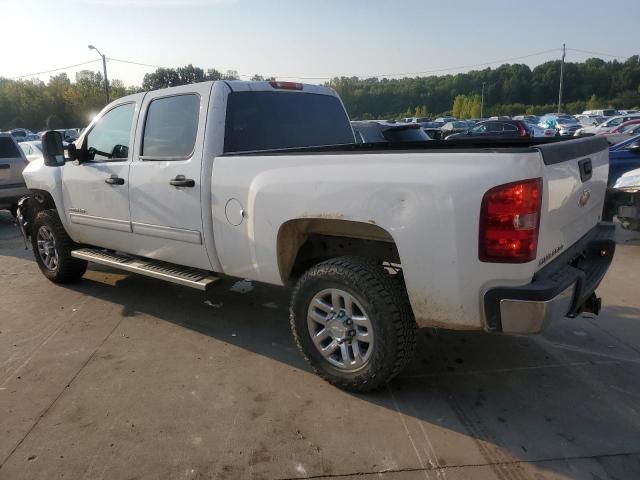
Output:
1,210,640,480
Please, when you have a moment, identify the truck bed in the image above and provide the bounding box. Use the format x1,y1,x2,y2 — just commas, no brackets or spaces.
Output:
222,136,606,158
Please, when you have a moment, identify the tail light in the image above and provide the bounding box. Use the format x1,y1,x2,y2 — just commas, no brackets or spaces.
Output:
517,122,528,137
479,178,542,263
269,81,303,90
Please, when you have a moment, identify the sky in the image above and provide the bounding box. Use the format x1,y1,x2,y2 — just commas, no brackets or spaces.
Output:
1,0,638,87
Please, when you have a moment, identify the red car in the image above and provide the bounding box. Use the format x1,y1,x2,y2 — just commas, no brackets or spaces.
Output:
609,119,640,135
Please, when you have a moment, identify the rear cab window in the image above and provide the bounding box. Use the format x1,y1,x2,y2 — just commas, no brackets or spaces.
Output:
223,92,354,153
142,94,200,158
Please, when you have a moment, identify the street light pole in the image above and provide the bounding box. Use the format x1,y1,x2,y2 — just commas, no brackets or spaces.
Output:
557,43,565,114
88,45,110,104
480,82,485,119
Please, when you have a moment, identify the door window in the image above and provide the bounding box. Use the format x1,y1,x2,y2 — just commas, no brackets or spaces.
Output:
86,103,135,162
502,123,519,135
142,94,200,158
470,124,487,135
485,122,502,134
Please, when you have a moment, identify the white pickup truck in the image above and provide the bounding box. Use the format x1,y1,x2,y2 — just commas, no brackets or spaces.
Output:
18,80,615,391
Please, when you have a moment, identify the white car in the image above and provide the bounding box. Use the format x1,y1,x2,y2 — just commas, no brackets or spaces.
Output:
521,119,555,137
576,115,640,136
17,80,615,391
19,141,43,163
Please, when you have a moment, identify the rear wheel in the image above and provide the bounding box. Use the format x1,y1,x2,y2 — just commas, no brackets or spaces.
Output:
31,210,87,283
290,256,416,392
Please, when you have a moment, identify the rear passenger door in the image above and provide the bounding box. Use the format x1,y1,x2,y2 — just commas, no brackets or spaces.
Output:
128,83,213,269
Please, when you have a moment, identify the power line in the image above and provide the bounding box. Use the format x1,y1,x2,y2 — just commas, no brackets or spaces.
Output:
268,48,564,80
8,60,101,79
566,47,631,59
108,58,167,70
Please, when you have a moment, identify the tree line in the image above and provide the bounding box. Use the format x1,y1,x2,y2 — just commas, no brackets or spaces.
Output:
1,57,639,130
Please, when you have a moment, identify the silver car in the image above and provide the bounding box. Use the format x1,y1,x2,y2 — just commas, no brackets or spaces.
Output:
19,141,43,163
0,134,29,215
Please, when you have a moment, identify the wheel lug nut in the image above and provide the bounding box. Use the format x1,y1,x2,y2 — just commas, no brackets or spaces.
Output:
345,319,353,326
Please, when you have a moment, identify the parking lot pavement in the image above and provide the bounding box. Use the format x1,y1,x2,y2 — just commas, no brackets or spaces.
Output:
1,211,639,480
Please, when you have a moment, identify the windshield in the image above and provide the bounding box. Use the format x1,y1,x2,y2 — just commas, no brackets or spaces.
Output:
224,92,354,153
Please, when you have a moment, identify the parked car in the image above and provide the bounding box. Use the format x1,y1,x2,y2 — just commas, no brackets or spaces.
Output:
19,141,43,163
539,115,581,136
421,121,445,139
608,165,640,231
556,117,582,136
0,133,29,216
54,129,80,143
445,120,533,140
576,114,640,136
617,110,637,115
440,120,472,139
351,121,432,143
433,116,457,123
7,128,33,143
601,135,640,223
520,117,555,137
513,115,539,124
608,119,640,135
582,109,619,117
17,80,614,392
606,135,640,186
576,114,605,127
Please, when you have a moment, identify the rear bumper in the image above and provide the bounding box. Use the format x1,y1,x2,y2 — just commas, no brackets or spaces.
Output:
483,223,616,334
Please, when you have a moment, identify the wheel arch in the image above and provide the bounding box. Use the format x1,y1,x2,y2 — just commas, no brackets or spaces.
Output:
20,189,59,237
277,218,401,284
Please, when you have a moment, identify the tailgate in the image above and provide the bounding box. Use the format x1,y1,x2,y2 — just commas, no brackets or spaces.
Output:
535,136,609,270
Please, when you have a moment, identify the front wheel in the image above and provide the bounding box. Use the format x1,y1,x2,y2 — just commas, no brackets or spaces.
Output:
290,257,416,392
31,210,87,283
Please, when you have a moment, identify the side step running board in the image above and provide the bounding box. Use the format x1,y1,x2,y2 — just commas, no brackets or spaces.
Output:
71,248,220,291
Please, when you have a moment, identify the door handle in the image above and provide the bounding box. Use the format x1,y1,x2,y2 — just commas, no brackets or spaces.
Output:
169,175,195,187
105,175,125,185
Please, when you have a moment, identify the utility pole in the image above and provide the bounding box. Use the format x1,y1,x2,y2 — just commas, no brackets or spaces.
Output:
88,45,110,104
557,43,565,114
480,82,485,119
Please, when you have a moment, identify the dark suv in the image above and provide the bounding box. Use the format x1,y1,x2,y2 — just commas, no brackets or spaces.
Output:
445,120,533,140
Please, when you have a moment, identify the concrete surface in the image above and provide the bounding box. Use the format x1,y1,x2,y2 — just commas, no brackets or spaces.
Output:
1,210,639,480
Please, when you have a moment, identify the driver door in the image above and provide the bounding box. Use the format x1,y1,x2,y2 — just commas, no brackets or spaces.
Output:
61,96,144,252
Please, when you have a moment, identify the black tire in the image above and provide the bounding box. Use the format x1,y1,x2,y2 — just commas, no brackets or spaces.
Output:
31,209,87,283
290,256,417,392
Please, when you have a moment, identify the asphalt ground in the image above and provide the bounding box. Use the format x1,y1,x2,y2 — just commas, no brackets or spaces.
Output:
1,210,639,479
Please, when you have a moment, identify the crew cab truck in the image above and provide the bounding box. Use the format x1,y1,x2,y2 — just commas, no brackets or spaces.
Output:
18,80,615,392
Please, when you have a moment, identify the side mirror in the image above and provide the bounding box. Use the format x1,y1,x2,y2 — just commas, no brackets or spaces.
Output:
41,131,65,167
628,143,640,153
